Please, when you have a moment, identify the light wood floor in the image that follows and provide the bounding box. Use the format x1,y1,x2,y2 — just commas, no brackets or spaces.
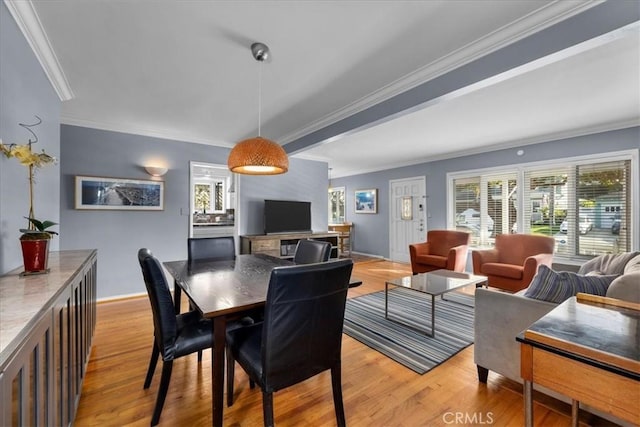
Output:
74,260,611,426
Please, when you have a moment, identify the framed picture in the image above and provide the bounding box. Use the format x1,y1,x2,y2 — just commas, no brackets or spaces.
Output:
355,189,377,214
75,175,164,210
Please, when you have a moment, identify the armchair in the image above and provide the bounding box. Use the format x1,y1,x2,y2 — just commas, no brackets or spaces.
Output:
409,230,471,274
472,233,554,292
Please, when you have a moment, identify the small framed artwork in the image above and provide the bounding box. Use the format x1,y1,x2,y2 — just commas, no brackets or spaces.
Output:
355,189,377,214
75,175,164,210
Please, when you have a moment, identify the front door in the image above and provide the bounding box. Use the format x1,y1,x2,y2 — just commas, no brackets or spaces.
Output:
389,177,426,263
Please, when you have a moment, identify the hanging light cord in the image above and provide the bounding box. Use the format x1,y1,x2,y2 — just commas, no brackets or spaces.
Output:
258,60,262,137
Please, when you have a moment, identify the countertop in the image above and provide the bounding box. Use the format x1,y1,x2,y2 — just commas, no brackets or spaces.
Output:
0,249,97,368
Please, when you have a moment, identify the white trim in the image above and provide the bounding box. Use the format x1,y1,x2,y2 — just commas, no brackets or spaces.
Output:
97,291,146,303
278,1,603,146
4,0,74,101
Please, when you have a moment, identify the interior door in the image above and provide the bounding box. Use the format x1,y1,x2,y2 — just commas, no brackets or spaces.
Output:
389,177,426,262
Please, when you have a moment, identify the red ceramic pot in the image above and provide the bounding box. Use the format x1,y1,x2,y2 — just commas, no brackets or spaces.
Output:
21,239,50,273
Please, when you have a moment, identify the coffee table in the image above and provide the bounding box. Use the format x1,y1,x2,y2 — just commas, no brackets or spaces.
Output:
385,269,487,337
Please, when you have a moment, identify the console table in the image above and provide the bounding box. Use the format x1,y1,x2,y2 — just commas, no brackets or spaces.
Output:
0,250,98,427
518,293,640,426
240,232,339,259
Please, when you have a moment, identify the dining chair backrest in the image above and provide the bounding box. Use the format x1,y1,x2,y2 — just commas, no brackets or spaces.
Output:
261,258,353,391
187,236,235,262
138,249,178,358
293,239,332,264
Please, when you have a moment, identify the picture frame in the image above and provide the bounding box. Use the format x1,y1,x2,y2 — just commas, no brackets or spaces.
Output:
75,175,164,210
355,189,377,214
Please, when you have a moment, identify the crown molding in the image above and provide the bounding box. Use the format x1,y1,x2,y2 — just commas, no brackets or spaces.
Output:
4,0,74,101
60,115,234,148
299,119,640,179
279,0,604,145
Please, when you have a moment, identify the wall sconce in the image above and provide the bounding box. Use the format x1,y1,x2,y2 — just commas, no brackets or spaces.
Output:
145,165,168,177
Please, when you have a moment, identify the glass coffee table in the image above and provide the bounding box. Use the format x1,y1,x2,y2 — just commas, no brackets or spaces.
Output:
385,269,487,337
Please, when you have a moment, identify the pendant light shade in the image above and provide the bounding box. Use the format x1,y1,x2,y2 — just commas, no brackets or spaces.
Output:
228,42,288,175
228,136,288,174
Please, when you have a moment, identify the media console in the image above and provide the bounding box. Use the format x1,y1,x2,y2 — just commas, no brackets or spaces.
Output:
240,232,339,259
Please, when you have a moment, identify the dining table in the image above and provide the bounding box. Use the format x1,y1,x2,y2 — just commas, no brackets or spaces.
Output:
163,254,361,427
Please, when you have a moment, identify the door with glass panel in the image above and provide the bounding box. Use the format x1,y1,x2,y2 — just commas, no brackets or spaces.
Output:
389,177,426,263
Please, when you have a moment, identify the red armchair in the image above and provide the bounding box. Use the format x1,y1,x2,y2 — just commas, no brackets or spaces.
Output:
409,230,471,274
472,234,554,292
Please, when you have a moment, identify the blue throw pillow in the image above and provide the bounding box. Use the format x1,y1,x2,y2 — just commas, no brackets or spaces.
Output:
524,265,618,304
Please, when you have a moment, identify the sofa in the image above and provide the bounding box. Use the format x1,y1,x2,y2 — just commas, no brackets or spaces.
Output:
474,251,640,425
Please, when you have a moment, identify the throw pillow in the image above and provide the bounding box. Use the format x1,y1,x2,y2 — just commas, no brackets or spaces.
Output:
577,251,640,275
525,265,618,304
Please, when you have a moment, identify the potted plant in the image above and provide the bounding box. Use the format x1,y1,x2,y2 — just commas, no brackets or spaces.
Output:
1,122,57,274
19,217,58,273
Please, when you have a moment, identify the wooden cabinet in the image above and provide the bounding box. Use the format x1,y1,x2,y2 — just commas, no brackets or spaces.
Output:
0,250,97,427
241,232,339,259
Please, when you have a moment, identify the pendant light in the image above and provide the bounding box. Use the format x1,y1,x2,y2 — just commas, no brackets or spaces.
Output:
228,42,289,175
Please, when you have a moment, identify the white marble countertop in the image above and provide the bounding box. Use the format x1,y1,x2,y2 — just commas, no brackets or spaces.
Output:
0,249,96,368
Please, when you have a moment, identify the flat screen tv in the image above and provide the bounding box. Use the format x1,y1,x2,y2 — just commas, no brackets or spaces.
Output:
264,199,312,234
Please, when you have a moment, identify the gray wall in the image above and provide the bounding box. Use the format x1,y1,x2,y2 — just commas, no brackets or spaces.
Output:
332,127,640,258
60,125,328,299
239,157,328,235
0,2,61,274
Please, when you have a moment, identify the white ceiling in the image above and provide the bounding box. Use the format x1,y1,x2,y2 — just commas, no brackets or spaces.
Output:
17,1,640,177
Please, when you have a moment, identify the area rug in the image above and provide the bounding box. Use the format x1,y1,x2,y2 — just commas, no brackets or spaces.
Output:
343,287,474,374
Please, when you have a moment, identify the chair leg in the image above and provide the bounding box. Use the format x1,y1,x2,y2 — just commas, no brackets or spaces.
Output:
331,365,346,427
262,391,275,427
151,360,173,427
144,342,159,389
226,347,235,407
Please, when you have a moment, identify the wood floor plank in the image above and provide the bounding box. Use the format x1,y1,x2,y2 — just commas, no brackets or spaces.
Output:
74,260,612,426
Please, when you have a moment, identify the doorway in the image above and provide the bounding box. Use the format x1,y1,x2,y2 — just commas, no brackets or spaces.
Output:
189,162,236,238
389,176,426,262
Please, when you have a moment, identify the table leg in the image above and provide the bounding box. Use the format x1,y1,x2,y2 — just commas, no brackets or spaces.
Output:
431,295,436,337
571,400,579,427
212,316,227,427
173,280,182,314
524,379,533,427
384,282,389,319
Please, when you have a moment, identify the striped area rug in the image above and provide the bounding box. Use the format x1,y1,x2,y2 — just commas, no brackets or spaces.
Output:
343,287,474,374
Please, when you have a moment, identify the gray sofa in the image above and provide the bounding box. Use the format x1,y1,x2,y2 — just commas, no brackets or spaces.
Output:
474,252,640,425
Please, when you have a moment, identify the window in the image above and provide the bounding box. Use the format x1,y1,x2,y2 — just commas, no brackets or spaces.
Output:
328,187,345,224
453,174,515,246
448,151,636,259
192,166,230,214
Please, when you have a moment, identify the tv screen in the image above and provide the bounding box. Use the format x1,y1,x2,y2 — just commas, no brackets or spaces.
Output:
264,199,312,234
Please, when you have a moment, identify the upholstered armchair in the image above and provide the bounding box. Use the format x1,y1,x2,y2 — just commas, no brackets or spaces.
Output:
472,234,554,292
409,230,471,274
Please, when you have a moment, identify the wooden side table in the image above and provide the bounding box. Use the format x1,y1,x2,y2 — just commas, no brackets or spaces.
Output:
329,223,353,256
518,293,640,426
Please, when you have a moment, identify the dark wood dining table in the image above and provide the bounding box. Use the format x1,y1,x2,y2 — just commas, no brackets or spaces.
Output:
163,254,361,427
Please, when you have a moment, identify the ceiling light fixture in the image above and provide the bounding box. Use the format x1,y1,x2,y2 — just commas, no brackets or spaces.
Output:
228,42,288,175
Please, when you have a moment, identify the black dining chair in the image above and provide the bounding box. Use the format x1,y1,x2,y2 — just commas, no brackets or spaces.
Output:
187,236,236,262
138,248,214,426
225,258,354,427
177,236,237,316
293,239,332,264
